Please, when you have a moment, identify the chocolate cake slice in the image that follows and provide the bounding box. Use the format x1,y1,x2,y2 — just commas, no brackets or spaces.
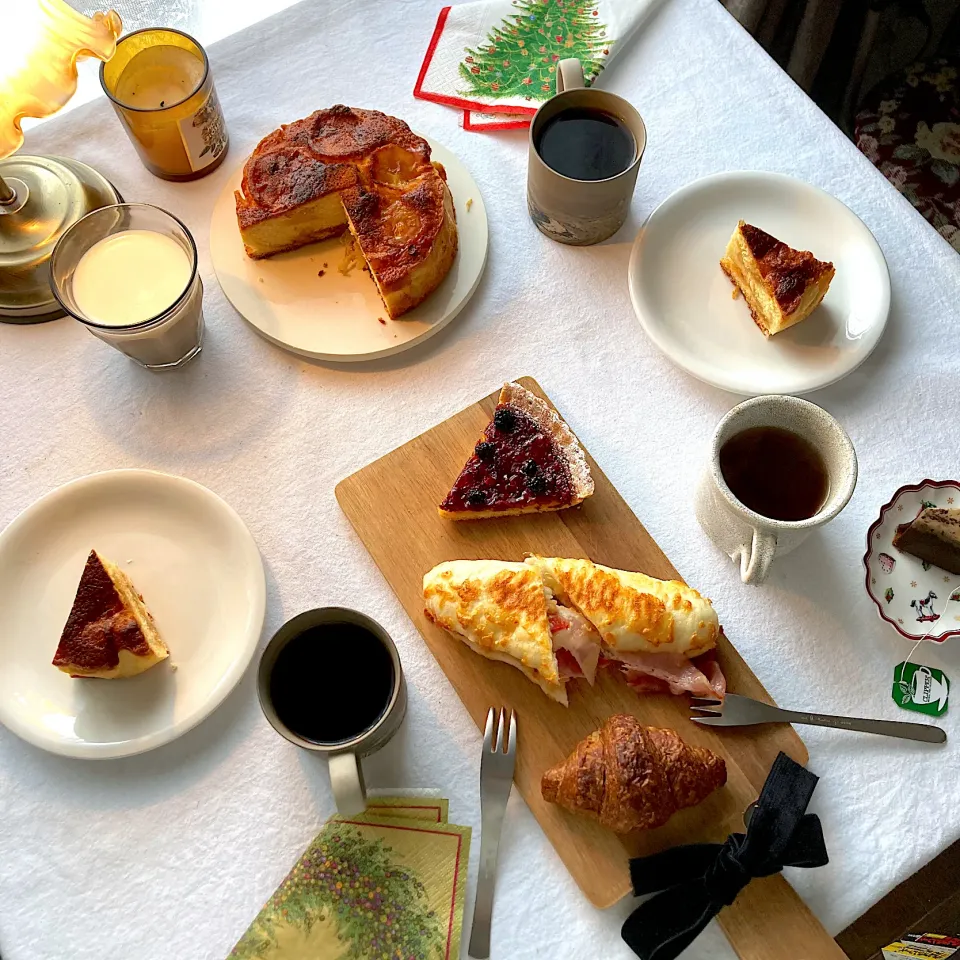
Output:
893,507,960,574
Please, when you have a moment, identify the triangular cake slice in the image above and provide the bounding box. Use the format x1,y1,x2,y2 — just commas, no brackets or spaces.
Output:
438,382,594,520
52,550,168,679
339,160,457,320
893,507,960,574
720,220,835,337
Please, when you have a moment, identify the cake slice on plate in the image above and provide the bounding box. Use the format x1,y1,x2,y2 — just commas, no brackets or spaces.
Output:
52,550,168,679
720,220,835,337
438,382,594,520
893,507,960,574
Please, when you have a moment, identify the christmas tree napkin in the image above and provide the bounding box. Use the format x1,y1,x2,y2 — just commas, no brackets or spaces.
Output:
228,798,471,960
415,0,662,131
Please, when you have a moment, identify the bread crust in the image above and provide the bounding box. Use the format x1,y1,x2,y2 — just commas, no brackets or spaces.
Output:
541,714,727,832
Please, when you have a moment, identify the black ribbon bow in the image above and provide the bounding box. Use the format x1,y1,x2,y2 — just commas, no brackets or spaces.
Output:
621,751,828,960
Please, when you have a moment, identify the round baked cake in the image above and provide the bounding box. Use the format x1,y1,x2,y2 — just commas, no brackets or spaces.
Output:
234,105,458,318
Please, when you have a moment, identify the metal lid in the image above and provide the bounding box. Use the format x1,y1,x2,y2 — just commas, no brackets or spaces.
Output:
0,155,121,324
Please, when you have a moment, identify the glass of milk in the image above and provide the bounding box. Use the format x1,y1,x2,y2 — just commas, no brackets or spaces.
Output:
50,203,203,369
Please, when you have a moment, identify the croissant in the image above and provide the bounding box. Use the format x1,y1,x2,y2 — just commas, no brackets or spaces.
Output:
541,715,727,833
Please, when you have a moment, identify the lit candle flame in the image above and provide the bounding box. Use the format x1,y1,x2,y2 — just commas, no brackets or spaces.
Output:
1,0,122,160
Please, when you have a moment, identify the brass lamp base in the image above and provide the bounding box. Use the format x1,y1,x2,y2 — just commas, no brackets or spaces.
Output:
0,155,122,324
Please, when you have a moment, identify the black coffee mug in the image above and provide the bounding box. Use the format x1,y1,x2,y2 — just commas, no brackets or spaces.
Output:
257,608,406,815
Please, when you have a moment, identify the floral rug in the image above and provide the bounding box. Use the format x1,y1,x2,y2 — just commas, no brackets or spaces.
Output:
856,58,960,253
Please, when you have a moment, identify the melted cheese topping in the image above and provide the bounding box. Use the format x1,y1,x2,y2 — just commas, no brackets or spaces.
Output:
422,559,565,703
527,556,719,656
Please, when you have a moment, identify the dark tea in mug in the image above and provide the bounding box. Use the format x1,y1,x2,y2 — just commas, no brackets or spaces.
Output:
719,425,829,522
534,107,636,181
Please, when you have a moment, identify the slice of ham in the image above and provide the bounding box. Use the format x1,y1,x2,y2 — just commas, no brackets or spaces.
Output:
621,671,673,695
547,602,600,685
694,650,727,699
612,649,727,698
555,648,584,679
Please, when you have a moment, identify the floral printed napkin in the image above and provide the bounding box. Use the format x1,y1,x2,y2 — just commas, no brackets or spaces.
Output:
228,798,470,960
414,0,662,131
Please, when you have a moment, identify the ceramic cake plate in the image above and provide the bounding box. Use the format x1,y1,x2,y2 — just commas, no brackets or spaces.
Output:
864,479,960,643
209,137,488,362
0,470,266,758
628,171,891,396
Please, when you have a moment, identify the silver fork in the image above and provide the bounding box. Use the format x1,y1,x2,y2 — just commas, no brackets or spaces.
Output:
691,693,946,743
468,707,517,959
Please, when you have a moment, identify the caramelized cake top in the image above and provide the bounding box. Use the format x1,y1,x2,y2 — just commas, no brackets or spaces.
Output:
52,551,152,672
235,106,434,228
740,222,834,315
340,170,451,290
236,147,358,229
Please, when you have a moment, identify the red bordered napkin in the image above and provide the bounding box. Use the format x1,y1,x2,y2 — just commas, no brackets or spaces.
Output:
414,0,660,131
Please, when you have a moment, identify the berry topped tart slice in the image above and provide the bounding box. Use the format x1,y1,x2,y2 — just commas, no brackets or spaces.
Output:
438,382,594,520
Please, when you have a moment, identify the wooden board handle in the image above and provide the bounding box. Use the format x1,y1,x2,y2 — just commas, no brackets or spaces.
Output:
718,874,848,959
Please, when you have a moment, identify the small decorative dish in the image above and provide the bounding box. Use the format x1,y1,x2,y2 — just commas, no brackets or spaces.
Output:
864,479,960,642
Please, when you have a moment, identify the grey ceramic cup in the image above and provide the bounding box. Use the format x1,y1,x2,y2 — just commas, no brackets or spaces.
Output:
257,608,406,815
694,395,858,585
527,58,646,245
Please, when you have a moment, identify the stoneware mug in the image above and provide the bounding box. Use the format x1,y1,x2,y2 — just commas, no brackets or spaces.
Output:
527,58,647,245
694,395,858,585
257,607,406,815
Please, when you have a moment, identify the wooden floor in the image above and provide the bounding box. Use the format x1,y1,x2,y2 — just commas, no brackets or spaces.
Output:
836,837,960,958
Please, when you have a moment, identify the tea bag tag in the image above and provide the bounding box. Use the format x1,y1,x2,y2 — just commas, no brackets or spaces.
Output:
892,661,950,716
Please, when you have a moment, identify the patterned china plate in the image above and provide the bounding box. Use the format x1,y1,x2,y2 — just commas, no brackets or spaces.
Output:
864,479,960,642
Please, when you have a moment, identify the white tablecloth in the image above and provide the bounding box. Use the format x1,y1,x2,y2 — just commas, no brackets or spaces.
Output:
4,0,960,957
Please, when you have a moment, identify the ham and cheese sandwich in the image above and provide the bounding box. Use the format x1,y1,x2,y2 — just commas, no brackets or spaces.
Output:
422,556,724,704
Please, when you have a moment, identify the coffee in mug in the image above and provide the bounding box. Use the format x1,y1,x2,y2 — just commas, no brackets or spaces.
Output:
258,608,406,815
527,58,646,245
268,623,395,744
719,426,829,522
534,107,636,182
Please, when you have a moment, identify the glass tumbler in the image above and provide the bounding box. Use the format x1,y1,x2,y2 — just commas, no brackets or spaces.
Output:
50,203,204,369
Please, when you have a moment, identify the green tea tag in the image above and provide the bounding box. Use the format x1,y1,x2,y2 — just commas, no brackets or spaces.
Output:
892,661,950,716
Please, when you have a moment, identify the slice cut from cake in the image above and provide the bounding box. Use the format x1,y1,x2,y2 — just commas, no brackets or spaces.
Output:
52,550,168,679
893,507,960,574
438,382,594,520
340,165,458,319
720,220,835,337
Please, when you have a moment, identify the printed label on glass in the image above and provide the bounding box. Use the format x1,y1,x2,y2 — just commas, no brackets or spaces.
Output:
178,87,227,172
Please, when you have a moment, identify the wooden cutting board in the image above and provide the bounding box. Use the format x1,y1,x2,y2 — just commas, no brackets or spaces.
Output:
336,377,846,960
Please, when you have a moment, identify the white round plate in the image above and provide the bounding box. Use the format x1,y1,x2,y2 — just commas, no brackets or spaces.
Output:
628,171,890,395
209,137,488,362
0,470,266,758
864,479,960,643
